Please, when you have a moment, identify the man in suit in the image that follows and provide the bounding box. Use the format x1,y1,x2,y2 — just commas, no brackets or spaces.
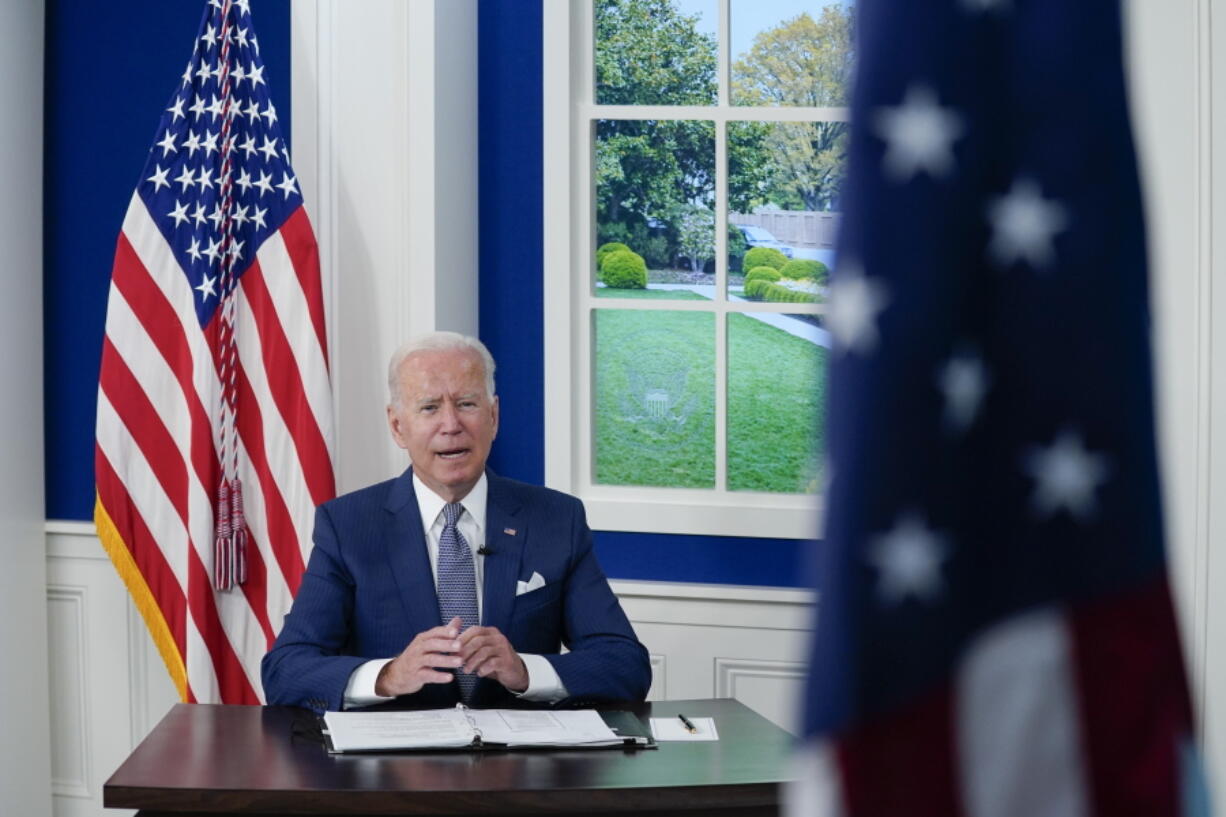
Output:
261,332,651,712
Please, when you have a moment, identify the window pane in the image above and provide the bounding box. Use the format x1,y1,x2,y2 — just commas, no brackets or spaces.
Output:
594,309,715,488
727,312,827,493
595,0,718,106
595,119,715,300
730,0,854,107
728,120,843,301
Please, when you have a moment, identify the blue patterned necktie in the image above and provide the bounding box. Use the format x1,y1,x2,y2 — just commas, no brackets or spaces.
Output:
436,502,479,702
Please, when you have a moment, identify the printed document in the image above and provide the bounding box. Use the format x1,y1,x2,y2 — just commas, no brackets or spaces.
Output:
322,706,626,753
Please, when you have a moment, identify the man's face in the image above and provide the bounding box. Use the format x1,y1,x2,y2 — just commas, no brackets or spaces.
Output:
387,347,499,503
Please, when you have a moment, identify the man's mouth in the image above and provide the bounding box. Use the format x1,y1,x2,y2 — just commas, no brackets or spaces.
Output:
437,449,469,460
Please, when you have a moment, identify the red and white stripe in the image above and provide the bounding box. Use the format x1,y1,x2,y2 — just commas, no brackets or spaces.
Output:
788,581,1200,817
96,193,333,704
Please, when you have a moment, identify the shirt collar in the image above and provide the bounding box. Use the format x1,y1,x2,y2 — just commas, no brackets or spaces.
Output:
412,470,488,534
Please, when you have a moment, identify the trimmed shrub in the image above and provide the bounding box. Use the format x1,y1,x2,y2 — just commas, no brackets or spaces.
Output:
780,259,828,283
745,266,782,285
742,246,788,272
744,278,771,300
600,249,648,289
596,242,632,268
598,221,670,268
744,278,819,304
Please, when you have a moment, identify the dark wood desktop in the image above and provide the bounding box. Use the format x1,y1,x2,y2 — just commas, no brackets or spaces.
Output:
104,698,795,817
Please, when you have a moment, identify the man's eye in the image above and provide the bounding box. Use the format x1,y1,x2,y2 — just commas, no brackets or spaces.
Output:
420,405,437,413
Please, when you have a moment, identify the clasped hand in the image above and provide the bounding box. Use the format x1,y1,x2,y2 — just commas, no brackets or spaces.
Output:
375,616,528,697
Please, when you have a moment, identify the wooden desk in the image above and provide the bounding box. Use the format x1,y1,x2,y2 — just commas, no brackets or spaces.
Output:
104,698,794,816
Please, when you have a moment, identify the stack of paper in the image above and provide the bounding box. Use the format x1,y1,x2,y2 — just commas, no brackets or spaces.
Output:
321,706,650,753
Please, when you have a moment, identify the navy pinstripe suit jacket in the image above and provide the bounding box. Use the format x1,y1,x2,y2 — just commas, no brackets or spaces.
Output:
261,468,651,712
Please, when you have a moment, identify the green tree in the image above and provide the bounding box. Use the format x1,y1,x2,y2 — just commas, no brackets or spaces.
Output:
732,8,854,211
595,0,716,106
672,203,714,273
594,0,774,267
727,121,774,214
595,1,721,264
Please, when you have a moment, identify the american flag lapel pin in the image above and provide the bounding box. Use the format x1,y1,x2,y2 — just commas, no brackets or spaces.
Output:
504,527,517,536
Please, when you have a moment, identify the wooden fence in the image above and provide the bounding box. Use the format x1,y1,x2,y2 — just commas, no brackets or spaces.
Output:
730,211,842,250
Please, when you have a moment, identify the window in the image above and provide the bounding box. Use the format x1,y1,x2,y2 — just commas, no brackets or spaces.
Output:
544,0,853,538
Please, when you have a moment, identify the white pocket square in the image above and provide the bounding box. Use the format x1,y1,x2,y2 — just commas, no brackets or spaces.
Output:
515,571,546,596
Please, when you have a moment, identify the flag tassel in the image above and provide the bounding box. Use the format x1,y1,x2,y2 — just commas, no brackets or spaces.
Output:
230,477,248,586
213,478,232,590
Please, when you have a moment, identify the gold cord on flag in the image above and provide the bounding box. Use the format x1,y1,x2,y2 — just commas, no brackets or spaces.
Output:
212,0,247,591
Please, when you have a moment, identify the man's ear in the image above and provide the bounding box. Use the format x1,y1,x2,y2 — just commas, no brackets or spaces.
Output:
387,404,408,450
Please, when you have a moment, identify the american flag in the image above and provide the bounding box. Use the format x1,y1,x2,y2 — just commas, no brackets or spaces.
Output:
791,1,1208,815
94,0,334,705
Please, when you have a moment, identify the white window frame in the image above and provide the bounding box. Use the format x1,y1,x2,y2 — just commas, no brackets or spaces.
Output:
543,0,846,538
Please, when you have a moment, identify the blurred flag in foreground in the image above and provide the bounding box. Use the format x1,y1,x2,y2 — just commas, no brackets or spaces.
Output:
95,0,334,704
791,1,1209,815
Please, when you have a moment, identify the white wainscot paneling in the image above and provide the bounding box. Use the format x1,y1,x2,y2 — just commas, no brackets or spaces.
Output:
46,588,88,800
714,659,807,736
46,523,178,817
611,580,815,735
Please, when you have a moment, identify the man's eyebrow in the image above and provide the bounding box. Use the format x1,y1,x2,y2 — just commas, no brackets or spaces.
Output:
412,391,482,406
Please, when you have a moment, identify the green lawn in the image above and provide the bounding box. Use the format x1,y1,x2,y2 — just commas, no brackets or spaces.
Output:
593,309,826,493
594,310,716,488
595,287,710,300
727,313,826,492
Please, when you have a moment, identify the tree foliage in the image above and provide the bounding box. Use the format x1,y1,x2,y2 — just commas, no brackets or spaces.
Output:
732,7,853,107
732,8,854,212
594,0,721,266
592,1,855,269
673,203,715,273
595,0,716,106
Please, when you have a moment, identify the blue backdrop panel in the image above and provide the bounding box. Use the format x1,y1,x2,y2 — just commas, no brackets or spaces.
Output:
478,0,545,487
44,0,292,521
476,0,812,587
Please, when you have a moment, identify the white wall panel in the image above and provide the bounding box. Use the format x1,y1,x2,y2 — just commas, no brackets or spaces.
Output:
46,525,177,817
47,589,88,799
1,0,51,814
1121,0,1226,797
1125,0,1205,699
647,654,668,702
291,0,479,496
1125,0,1223,790
614,580,816,733
714,658,808,736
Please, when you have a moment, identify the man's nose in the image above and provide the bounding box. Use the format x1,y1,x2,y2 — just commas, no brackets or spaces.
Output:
438,403,462,431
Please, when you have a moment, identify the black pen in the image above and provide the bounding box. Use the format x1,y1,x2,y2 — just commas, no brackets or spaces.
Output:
677,713,697,734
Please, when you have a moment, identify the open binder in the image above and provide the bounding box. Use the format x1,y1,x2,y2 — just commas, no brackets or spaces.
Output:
321,705,656,753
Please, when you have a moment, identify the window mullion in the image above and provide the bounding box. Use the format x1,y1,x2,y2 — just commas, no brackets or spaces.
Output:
715,115,729,492
718,0,730,108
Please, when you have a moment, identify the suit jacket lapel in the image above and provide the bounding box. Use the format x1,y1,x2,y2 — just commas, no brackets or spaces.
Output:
481,473,525,633
383,468,441,632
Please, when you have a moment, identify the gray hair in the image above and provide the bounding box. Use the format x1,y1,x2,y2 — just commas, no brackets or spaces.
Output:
387,331,497,407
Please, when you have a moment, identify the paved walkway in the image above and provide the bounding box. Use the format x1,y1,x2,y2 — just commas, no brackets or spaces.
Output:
647,284,832,348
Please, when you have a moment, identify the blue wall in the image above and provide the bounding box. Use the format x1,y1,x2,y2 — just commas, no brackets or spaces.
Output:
44,0,291,521
45,0,811,587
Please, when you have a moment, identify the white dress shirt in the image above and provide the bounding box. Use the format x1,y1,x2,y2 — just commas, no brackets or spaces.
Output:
342,473,567,707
